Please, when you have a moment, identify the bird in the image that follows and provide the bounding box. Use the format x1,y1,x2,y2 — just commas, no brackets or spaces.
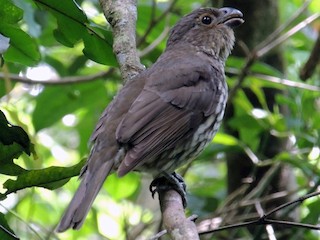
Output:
57,7,244,232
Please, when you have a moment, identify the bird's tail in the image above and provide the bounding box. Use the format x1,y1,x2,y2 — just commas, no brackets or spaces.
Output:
56,160,114,232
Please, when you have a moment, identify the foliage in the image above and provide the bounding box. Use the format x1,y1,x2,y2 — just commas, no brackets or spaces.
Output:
0,0,319,239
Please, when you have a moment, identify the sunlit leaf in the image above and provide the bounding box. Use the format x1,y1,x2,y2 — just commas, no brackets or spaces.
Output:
106,173,140,200
0,0,23,24
0,24,40,66
82,27,117,66
35,0,117,65
212,132,239,145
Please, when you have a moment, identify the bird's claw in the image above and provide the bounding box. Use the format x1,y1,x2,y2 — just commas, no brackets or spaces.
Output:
149,172,187,208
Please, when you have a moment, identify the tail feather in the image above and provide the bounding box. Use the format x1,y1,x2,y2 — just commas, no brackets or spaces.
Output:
56,160,114,232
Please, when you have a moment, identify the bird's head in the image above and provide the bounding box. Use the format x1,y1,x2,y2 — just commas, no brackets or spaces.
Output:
167,7,244,61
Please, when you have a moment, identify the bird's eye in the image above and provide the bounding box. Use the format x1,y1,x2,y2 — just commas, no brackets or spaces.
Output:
201,15,212,25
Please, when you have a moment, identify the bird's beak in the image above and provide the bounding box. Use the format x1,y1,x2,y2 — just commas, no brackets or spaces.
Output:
218,7,244,28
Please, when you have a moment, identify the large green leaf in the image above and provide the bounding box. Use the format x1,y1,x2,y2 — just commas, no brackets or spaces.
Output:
32,80,108,132
36,0,87,47
0,0,23,24
35,0,88,24
0,158,85,200
82,25,117,66
35,0,117,66
0,0,40,65
0,24,40,66
52,10,84,47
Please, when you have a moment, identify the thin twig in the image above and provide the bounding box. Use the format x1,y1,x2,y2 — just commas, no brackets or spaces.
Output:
0,203,43,240
0,224,19,240
256,0,313,50
137,0,178,47
254,201,276,240
0,69,113,85
227,54,255,103
139,25,170,57
226,67,320,91
264,191,320,217
254,73,320,91
257,12,320,58
198,191,320,235
149,229,167,240
244,164,281,200
199,219,257,235
262,219,320,230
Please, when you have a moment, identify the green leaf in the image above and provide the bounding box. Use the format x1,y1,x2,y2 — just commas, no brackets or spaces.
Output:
0,213,18,240
212,132,239,146
35,0,87,47
0,110,32,161
52,12,84,47
68,55,88,74
0,0,38,66
0,24,40,66
35,0,88,23
0,0,23,24
310,0,320,13
35,0,117,65
0,143,25,165
0,160,27,176
302,198,320,227
32,80,108,132
82,26,117,66
106,173,140,200
0,159,85,200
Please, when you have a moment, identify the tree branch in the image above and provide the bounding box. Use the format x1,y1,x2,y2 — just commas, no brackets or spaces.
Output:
99,0,145,82
156,190,199,240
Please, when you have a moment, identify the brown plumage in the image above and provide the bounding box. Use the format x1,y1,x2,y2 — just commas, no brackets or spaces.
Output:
57,7,243,232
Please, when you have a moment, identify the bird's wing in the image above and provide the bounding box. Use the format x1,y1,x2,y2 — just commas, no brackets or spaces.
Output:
116,56,226,176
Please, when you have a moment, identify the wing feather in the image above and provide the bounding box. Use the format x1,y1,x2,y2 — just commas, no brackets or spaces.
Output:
117,105,193,176
116,55,225,176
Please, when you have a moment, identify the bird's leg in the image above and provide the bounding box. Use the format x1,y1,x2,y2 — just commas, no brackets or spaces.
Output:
149,172,187,208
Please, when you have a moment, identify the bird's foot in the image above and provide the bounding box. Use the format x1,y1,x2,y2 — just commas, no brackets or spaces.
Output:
149,172,187,208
